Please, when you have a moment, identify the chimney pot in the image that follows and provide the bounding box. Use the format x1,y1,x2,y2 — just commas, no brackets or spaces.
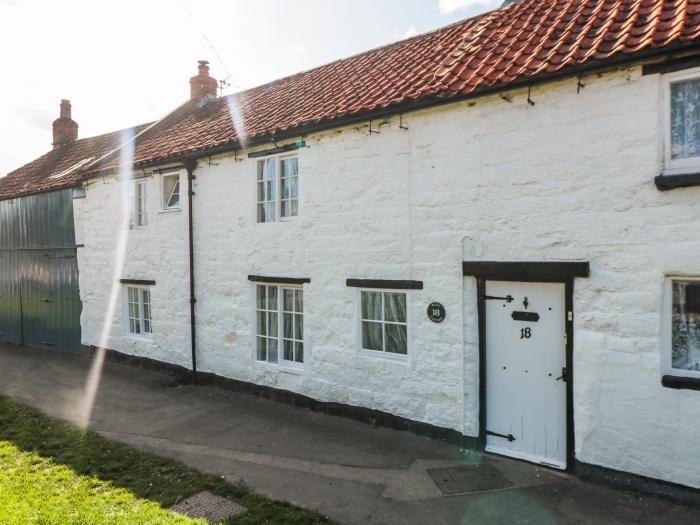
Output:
52,99,78,149
190,60,218,101
59,99,72,119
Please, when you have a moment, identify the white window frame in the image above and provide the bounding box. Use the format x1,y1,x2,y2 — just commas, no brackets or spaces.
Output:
134,179,148,227
161,171,181,211
253,283,305,368
662,67,700,175
356,288,410,361
255,153,299,224
662,276,700,379
124,285,152,337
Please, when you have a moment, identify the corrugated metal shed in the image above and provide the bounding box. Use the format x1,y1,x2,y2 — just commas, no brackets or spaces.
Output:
0,189,81,352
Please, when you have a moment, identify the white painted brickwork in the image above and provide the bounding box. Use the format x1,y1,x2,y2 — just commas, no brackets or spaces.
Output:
74,169,192,368
75,67,700,489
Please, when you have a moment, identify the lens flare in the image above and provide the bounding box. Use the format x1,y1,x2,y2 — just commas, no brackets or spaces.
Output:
226,94,247,149
77,128,135,428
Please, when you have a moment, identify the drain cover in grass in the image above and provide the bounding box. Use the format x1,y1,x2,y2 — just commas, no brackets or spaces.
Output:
169,491,246,523
428,464,514,495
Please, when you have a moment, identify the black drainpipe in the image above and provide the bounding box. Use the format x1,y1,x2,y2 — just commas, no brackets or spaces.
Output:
185,159,198,382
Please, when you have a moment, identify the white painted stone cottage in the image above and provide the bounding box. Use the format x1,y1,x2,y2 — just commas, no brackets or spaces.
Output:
2,0,700,499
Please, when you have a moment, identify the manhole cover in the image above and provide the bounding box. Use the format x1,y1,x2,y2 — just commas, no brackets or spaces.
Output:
428,464,514,495
169,491,246,523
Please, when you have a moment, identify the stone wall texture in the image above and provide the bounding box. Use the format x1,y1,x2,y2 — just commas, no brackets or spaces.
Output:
74,66,700,489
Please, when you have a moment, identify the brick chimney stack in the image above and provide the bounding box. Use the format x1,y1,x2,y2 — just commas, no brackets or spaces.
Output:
52,99,78,149
190,60,218,101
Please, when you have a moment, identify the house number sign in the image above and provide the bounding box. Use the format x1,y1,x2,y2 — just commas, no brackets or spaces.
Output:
427,302,446,323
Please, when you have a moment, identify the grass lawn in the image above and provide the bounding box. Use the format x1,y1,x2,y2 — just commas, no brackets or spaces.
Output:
0,396,332,524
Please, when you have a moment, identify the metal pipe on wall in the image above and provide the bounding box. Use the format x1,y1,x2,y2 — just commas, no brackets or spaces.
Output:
185,160,198,381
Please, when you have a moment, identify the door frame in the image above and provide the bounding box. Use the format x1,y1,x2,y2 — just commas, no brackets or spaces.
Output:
463,261,589,471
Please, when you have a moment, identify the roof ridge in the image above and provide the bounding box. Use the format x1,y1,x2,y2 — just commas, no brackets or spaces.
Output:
71,121,154,144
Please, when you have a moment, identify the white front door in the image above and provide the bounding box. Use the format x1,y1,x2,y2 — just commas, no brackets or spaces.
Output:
484,280,567,469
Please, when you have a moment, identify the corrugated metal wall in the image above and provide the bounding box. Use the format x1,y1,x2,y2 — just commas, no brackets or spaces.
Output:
0,189,81,353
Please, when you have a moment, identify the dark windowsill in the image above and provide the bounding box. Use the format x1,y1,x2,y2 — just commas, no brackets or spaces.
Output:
120,279,156,286
655,172,700,191
346,279,424,290
248,275,310,285
661,375,700,391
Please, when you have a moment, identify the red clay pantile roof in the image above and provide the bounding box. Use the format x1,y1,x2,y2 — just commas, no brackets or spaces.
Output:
0,124,151,200
3,0,700,198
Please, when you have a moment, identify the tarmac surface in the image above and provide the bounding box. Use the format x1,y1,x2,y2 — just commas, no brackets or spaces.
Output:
0,344,698,524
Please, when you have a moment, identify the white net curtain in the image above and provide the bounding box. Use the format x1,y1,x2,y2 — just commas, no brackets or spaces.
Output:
671,78,700,160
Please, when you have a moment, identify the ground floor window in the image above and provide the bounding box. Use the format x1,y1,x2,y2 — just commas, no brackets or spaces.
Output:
255,284,304,365
360,290,408,355
672,279,700,372
126,286,152,335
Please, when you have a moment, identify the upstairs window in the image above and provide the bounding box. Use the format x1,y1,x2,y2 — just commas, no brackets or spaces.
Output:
280,156,299,219
671,279,700,374
256,155,298,223
360,291,408,356
255,284,304,365
162,173,180,210
126,286,152,335
134,180,147,227
665,72,700,174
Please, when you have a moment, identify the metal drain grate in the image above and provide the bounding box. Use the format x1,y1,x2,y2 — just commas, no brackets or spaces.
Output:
169,491,246,523
428,464,514,495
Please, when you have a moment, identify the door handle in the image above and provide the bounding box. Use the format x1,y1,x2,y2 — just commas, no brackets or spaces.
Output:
556,367,567,382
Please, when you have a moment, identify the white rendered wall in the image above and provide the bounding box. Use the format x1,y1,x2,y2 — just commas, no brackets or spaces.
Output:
75,66,700,489
74,168,192,368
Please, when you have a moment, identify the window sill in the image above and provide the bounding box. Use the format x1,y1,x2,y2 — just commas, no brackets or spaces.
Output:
255,360,304,374
255,217,299,225
661,375,700,391
655,172,700,191
279,364,304,375
124,334,154,344
359,349,409,363
158,207,181,214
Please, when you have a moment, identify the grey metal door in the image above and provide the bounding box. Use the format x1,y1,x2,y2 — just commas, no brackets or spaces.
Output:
0,251,22,344
0,190,82,353
20,249,81,353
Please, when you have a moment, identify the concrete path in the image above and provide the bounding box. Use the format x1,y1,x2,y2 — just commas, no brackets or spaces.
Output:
0,344,698,525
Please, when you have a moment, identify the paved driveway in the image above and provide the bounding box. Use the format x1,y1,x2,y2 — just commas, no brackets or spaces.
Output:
0,344,698,524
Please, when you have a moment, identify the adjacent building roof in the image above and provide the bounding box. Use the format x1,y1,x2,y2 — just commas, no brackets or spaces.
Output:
0,124,151,201
2,0,700,199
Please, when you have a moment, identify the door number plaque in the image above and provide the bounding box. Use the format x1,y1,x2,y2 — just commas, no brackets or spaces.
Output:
427,302,446,323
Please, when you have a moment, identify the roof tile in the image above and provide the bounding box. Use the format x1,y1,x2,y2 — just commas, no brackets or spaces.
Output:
3,0,700,199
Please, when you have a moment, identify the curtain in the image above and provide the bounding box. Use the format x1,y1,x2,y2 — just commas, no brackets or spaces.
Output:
384,293,406,323
672,281,700,371
671,79,700,160
384,293,407,354
257,159,277,221
256,285,278,362
281,157,299,218
141,289,151,333
128,287,140,334
361,292,407,354
361,292,382,350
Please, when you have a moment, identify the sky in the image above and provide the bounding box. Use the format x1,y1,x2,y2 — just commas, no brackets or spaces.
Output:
0,0,502,176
